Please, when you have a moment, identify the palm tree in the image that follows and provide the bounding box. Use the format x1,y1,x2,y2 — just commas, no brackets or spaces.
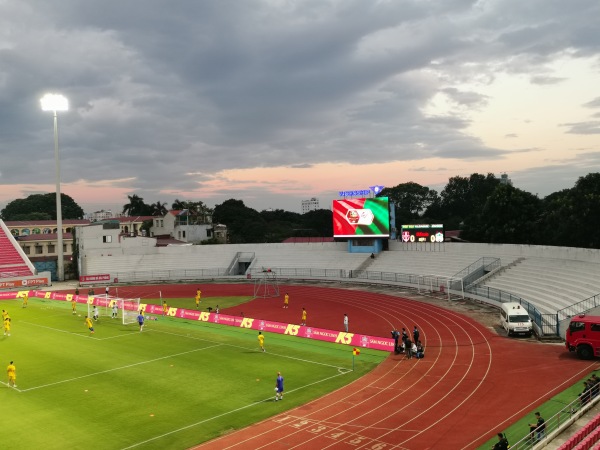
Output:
122,194,148,216
151,201,168,216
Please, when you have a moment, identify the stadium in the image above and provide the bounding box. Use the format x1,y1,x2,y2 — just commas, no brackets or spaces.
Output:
2,200,600,449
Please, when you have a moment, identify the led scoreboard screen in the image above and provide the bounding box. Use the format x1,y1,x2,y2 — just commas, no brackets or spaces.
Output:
333,197,390,238
400,224,445,243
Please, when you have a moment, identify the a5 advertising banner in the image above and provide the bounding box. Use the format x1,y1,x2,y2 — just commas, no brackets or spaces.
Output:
0,290,395,351
332,197,390,238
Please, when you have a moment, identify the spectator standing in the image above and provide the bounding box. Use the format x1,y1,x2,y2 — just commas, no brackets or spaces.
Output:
405,338,413,359
391,330,400,353
580,381,591,406
528,412,545,442
343,314,349,332
401,328,409,349
492,432,509,450
413,326,420,345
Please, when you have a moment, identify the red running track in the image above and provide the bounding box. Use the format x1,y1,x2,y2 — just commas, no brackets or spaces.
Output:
107,283,598,449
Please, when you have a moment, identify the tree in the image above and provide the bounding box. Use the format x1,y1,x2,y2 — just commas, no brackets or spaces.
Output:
213,199,266,243
536,174,600,248
437,173,500,224
1,193,84,220
380,182,439,223
122,194,152,216
301,209,333,237
151,201,168,217
171,199,213,224
462,184,542,244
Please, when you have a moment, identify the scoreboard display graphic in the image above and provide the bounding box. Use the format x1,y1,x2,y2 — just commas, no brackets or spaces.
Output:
333,197,390,238
400,224,444,243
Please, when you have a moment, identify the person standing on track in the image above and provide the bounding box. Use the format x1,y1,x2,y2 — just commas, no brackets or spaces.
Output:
301,307,307,326
413,326,420,345
343,313,349,332
283,292,289,309
275,371,284,401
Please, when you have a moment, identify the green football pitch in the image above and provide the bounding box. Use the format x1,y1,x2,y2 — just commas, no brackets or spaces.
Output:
0,296,387,450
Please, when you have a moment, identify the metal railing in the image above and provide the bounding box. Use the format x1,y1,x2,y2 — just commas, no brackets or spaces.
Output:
557,293,600,322
506,394,599,450
89,263,589,336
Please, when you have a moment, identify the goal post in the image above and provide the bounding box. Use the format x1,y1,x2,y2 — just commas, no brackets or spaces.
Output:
253,269,280,298
87,295,140,325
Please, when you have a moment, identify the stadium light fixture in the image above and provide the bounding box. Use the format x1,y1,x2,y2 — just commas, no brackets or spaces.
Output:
40,93,69,282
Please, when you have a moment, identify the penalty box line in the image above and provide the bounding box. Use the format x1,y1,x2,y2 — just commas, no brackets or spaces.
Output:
20,320,151,341
152,328,351,372
20,344,223,393
121,370,350,449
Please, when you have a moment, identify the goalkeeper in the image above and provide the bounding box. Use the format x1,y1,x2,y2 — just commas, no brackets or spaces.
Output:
111,301,118,319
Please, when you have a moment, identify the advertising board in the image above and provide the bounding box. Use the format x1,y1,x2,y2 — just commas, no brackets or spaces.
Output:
333,197,390,238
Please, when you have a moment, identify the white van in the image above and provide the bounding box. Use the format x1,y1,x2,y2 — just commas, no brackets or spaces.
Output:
500,302,533,336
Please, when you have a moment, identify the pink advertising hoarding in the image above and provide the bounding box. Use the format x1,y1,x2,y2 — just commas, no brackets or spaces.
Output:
1,290,394,351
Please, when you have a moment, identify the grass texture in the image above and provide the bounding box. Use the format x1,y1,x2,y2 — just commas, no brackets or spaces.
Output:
0,296,386,450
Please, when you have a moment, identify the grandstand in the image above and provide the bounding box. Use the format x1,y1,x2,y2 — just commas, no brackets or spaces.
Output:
0,219,35,278
76,221,600,336
476,258,600,314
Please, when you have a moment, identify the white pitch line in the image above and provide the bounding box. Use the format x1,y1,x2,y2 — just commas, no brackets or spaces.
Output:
152,328,351,371
21,344,222,392
20,320,149,341
0,381,22,392
121,370,350,450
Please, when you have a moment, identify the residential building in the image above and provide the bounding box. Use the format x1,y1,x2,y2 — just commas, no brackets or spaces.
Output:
301,197,320,214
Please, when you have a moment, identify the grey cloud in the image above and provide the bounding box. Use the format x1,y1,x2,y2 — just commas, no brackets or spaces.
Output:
1,0,599,210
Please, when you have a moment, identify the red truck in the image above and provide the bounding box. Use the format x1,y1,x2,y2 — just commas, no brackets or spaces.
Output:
565,315,600,359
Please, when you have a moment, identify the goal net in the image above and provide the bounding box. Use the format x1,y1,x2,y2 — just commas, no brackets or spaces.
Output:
87,295,141,325
253,269,280,298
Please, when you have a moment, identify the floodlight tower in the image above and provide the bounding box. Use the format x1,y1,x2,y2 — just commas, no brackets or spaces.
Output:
40,93,69,281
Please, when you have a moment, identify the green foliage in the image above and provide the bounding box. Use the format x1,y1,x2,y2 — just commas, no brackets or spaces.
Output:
213,199,267,243
122,194,153,216
1,193,84,220
171,199,213,224
462,184,542,244
1,297,386,449
380,182,439,223
301,209,333,236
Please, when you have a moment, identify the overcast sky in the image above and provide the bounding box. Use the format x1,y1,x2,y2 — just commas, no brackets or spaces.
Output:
1,0,599,215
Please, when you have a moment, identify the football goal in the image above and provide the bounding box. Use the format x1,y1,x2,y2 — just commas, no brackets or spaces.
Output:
87,295,141,325
253,269,280,298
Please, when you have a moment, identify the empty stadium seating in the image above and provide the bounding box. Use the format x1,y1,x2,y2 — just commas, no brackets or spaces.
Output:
0,220,34,278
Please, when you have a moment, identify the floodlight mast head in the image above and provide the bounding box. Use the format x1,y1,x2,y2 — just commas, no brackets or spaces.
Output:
40,93,69,112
